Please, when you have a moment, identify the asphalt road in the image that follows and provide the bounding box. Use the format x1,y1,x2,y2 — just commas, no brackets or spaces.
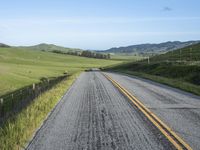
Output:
26,71,175,150
105,72,200,150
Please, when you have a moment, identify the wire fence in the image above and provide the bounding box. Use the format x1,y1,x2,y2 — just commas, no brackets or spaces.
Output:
0,74,68,123
139,50,200,65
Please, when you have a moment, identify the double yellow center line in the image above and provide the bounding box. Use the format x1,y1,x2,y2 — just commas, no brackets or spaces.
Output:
103,73,192,150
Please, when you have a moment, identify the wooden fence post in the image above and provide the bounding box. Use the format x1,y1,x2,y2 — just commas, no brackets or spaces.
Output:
0,98,3,117
33,83,35,90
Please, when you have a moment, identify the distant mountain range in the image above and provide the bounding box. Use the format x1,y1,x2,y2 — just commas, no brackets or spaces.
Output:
0,43,10,47
19,43,83,52
1,41,200,55
102,41,200,54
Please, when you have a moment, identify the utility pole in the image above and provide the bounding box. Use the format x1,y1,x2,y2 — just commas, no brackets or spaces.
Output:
148,56,150,64
190,48,192,61
172,50,174,62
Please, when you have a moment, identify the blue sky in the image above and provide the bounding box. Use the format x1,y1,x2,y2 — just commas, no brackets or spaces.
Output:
0,0,200,49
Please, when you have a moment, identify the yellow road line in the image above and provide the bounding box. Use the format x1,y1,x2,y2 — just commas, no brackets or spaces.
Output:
103,73,192,150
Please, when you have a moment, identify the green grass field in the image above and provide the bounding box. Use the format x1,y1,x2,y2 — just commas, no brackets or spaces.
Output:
0,47,122,96
110,54,144,61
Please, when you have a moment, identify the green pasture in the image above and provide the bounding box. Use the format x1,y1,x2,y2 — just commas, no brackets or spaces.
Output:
0,47,122,95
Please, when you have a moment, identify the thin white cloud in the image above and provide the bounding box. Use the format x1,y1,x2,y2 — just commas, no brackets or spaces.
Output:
1,17,200,26
53,17,200,23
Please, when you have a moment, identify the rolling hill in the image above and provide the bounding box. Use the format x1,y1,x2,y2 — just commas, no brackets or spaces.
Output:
150,42,200,62
103,41,199,54
20,43,83,53
0,43,10,47
0,47,121,96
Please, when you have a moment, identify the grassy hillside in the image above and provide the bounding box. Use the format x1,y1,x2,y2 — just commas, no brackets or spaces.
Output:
0,47,121,96
110,54,145,61
150,42,200,62
103,41,199,54
20,43,82,53
0,43,10,48
105,43,200,95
